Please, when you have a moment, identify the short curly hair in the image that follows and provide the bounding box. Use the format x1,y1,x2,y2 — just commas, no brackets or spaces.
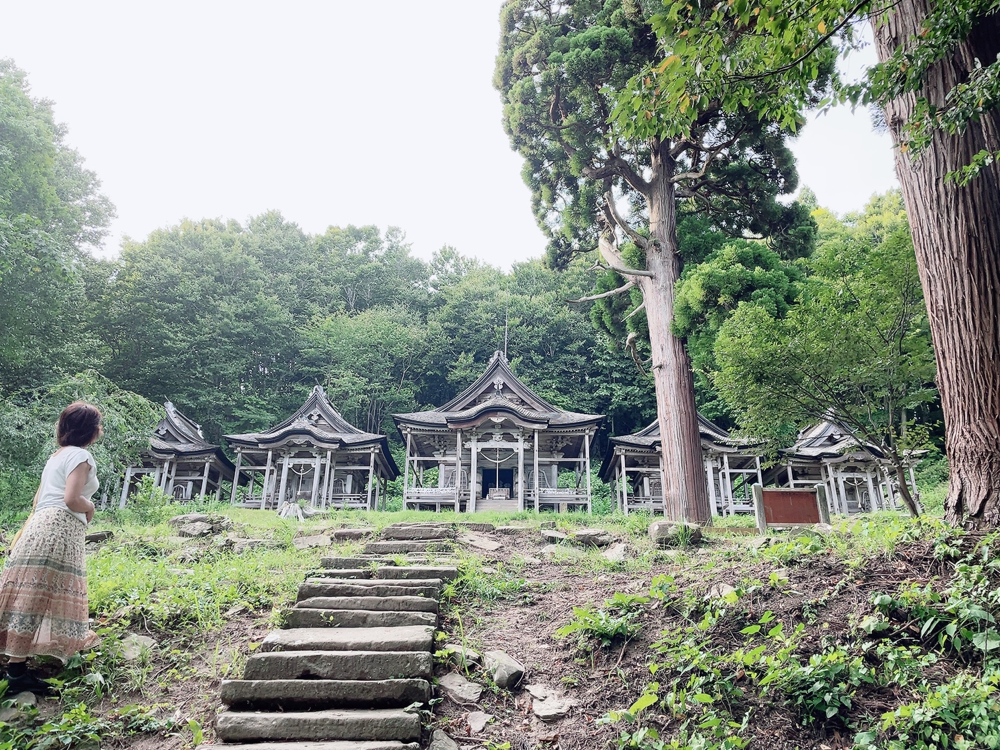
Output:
56,401,103,448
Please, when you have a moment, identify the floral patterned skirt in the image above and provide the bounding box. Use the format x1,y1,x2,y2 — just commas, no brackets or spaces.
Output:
0,506,98,662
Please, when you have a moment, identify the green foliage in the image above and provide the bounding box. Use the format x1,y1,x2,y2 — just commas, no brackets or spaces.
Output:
0,701,177,750
769,649,875,724
556,592,649,649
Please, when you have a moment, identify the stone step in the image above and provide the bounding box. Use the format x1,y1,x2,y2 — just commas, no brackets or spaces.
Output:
376,566,459,581
364,541,454,555
297,581,440,602
215,708,420,743
244,650,433,681
381,526,455,541
286,608,437,629
329,529,375,541
320,557,393,570
306,569,373,579
297,596,438,613
262,626,434,653
221,678,430,709
216,743,418,750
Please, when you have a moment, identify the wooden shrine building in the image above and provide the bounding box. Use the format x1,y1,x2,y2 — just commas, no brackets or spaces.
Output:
393,351,603,512
776,420,917,514
120,402,235,507
225,386,399,510
599,415,762,517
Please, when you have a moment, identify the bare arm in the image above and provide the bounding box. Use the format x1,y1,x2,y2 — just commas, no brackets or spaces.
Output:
64,461,96,523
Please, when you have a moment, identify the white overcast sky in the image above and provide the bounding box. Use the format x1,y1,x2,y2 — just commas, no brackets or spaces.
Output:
1,1,898,267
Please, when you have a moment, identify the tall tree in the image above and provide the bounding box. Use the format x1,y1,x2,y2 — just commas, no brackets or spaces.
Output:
627,0,998,526
495,0,814,522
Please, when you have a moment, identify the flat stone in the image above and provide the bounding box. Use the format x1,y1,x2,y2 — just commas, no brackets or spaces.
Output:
119,634,157,661
0,691,34,721
520,555,542,565
85,530,114,543
708,583,737,599
233,539,277,554
571,528,614,547
428,730,460,750
262,626,434,653
376,566,458,581
177,521,213,538
382,526,455,541
443,643,481,668
297,582,440,602
467,711,492,734
814,522,834,534
321,556,394,570
540,544,585,560
244,650,432,681
495,525,532,535
458,532,501,552
294,534,332,550
649,520,703,547
365,541,453,555
439,672,483,703
533,696,575,722
602,542,628,562
220,678,430,709
540,529,567,542
539,521,556,529
297,596,437,613
525,684,551,700
286,608,437,629
214,743,418,750
457,522,495,532
330,528,374,541
304,577,443,589
484,650,524,689
308,569,373,579
169,513,211,526
215,708,420,743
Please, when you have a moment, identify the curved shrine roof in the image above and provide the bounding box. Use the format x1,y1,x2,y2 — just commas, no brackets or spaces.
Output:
148,402,234,470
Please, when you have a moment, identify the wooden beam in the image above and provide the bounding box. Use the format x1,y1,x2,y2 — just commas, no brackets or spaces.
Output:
403,431,412,507
200,460,211,499
584,431,592,515
260,449,273,510
230,450,243,505
311,453,322,508
119,467,132,509
469,432,478,514
533,429,540,514
366,448,376,510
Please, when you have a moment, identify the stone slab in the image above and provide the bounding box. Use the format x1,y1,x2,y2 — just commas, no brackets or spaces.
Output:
262,626,434,653
376,566,458,581
216,743,417,750
293,535,332,550
458,533,501,552
364,541,453,555
217,743,417,750
286,609,437,629
215,709,420,742
321,557,394,569
330,529,374,541
438,672,483,703
304,577,443,590
221,678,430,709
244,650,433,681
297,582,440,602
381,526,455,541
297,596,437,613
306,569,373,579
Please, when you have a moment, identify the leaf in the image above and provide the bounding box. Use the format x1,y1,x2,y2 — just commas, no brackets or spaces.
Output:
740,624,761,635
817,20,827,34
628,692,660,714
692,693,715,703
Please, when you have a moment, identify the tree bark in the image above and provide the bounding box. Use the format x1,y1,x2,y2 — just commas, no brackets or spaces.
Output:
872,6,1000,528
638,141,712,524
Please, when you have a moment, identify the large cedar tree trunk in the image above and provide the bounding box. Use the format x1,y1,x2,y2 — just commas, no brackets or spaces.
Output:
872,7,1000,528
638,141,712,524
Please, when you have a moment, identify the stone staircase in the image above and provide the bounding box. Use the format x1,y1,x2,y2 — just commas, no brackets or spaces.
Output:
216,523,460,749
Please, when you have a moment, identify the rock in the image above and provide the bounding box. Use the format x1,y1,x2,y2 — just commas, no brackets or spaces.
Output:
571,528,614,548
708,583,737,600
467,710,492,733
457,522,495,532
459,532,501,552
649,520,703,548
213,535,235,550
224,603,250,618
85,530,114,543
540,544,585,561
330,528,373,541
169,513,211,526
213,516,234,531
484,650,524,689
771,568,790,584
439,672,483,703
292,534,332,550
496,525,532,535
521,555,542,565
813,522,834,534
172,547,203,563
748,536,772,551
525,684,551,700
177,521,213,538
428,730,460,750
602,542,628,562
0,691,36,721
540,521,556,529
233,539,278,554
119,634,157,662
533,695,576,722
540,529,567,543
443,643,482,667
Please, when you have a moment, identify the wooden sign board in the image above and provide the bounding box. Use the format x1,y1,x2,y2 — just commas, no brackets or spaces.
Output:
752,484,831,534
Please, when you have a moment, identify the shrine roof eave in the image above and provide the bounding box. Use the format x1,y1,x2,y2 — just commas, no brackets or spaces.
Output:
393,412,602,430
226,428,385,451
146,444,235,473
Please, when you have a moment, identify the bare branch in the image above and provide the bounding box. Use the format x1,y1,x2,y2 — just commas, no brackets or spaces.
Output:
669,128,745,184
583,156,650,195
567,279,635,303
624,300,646,320
602,191,648,249
598,234,656,278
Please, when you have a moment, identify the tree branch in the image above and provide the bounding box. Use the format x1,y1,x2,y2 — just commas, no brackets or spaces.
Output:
583,156,650,195
567,279,635,303
598,234,655,278
625,300,646,319
602,191,649,249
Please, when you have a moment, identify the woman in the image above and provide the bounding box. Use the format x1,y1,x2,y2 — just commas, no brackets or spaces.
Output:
0,401,103,694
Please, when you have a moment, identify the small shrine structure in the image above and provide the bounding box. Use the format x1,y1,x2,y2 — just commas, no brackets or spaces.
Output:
776,420,916,514
225,386,398,510
120,402,234,506
393,352,603,512
600,415,762,516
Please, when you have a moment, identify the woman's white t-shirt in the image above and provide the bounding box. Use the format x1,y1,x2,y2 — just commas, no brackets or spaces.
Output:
35,446,98,525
